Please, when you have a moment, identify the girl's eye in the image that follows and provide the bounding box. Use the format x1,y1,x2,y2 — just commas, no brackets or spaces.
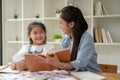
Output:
33,32,37,34
31,30,45,35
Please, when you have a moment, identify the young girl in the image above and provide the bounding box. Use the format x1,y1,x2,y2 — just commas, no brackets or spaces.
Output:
35,6,101,72
11,21,55,71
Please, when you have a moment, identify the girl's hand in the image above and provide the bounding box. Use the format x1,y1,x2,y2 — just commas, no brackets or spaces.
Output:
11,62,16,70
16,61,28,71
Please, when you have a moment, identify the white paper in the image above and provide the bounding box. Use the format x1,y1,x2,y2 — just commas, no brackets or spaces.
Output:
0,66,20,74
71,71,106,80
0,65,9,70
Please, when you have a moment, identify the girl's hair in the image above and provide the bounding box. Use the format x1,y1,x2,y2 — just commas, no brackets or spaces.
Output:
60,6,88,61
27,21,46,44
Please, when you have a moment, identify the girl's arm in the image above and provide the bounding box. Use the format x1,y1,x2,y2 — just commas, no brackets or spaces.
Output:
12,45,29,62
11,61,16,70
11,45,29,70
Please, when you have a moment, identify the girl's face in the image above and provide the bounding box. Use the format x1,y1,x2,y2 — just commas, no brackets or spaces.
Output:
58,17,74,35
29,25,46,45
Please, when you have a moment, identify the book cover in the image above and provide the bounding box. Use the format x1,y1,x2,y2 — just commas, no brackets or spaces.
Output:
107,30,113,43
97,27,103,43
105,30,109,43
94,1,103,16
101,28,108,43
101,4,109,15
94,27,99,43
24,49,70,72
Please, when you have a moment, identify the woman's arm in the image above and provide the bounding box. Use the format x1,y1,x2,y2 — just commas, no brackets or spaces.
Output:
35,53,74,70
70,33,96,71
55,61,73,70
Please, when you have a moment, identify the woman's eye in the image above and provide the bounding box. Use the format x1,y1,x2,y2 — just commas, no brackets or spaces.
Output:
40,30,44,33
59,23,62,24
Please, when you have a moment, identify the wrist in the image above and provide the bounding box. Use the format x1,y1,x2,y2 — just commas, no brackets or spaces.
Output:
58,63,67,70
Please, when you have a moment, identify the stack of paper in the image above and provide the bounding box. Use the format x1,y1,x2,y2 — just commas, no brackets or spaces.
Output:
71,71,106,80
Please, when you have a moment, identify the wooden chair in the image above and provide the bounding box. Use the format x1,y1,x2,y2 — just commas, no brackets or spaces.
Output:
99,64,117,73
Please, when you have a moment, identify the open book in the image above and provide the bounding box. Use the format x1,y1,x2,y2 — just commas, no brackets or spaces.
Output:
24,49,70,72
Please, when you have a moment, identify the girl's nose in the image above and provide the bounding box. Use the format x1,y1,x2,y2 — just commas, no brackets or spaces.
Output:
37,34,41,37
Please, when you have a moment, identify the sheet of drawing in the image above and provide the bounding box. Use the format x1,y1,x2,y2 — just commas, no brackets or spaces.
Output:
0,71,76,80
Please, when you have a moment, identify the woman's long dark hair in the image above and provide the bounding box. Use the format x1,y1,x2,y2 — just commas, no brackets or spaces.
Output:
60,6,88,61
27,21,47,44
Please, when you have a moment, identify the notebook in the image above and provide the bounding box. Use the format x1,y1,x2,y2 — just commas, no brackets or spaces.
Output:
71,71,106,80
24,49,70,72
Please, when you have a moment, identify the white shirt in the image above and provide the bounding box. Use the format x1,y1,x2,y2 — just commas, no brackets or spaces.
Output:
13,44,55,62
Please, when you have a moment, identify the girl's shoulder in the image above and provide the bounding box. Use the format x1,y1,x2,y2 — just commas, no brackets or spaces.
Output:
43,43,55,53
20,44,31,49
44,43,54,48
22,44,31,47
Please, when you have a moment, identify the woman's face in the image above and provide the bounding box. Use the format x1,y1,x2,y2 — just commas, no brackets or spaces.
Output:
58,17,74,35
29,25,46,45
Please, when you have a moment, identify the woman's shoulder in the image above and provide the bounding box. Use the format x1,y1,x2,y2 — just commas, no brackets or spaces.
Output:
63,35,70,39
80,32,94,43
82,32,92,39
62,35,71,43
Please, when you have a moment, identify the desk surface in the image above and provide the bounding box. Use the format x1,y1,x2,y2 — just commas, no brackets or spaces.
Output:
97,72,120,80
70,72,120,80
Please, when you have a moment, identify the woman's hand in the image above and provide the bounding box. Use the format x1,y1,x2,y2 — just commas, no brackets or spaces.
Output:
35,53,73,70
35,53,61,68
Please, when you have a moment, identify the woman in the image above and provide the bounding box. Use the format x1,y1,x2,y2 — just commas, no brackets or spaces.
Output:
36,6,101,72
